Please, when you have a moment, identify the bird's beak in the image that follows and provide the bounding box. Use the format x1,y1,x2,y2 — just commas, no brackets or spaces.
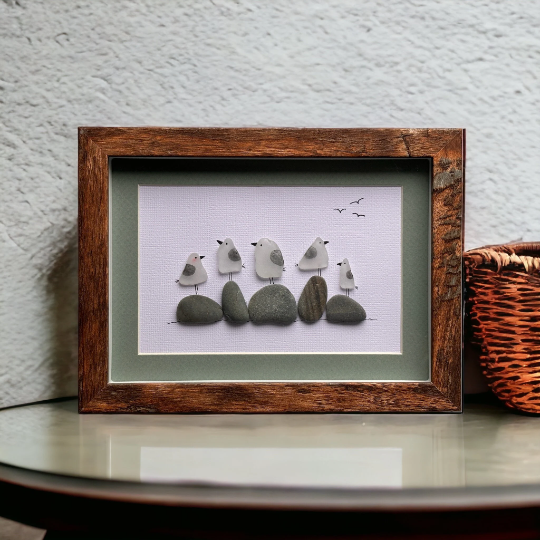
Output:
200,256,205,259
251,242,257,246
217,240,223,245
337,262,342,266
324,241,329,244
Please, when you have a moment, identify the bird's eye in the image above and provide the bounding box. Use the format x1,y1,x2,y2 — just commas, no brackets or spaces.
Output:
260,244,262,247
226,243,228,245
195,257,197,259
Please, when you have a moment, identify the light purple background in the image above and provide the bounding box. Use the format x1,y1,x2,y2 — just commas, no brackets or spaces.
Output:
139,185,401,354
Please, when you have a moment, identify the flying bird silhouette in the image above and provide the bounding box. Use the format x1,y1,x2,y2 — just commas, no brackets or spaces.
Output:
333,208,346,213
353,213,365,217
350,198,364,204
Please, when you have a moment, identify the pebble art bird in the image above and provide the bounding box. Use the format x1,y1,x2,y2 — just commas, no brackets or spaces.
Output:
251,238,284,284
177,253,207,294
337,258,357,296
217,238,243,280
298,237,329,276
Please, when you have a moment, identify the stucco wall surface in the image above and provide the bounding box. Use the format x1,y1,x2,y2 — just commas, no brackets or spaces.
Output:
1,0,539,408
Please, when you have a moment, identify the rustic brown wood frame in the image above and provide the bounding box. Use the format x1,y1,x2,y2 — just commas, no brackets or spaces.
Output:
79,127,464,413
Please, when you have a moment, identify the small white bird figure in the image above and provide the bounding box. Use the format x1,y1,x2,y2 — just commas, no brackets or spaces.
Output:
298,237,329,275
337,258,356,296
217,238,242,280
251,238,284,284
178,253,207,294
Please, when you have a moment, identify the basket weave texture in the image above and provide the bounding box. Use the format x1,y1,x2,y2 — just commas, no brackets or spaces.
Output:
465,242,540,414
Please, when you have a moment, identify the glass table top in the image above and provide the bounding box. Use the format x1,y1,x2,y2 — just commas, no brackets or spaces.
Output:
0,398,539,492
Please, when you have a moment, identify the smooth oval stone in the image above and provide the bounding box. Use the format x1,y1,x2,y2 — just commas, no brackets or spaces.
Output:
326,295,366,324
298,276,327,322
248,284,297,325
177,295,223,324
222,281,249,324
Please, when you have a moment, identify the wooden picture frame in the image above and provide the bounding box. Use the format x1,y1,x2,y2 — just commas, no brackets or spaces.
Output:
79,127,464,413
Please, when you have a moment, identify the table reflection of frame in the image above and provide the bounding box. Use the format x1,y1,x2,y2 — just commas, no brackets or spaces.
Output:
79,128,464,413
78,413,465,488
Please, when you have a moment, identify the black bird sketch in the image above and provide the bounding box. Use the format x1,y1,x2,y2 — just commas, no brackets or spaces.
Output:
350,198,364,204
353,213,365,217
333,208,346,213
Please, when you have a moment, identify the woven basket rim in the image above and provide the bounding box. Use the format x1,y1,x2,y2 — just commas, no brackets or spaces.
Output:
464,242,540,273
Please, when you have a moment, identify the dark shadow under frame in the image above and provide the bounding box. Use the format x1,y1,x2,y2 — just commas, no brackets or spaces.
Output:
78,128,464,413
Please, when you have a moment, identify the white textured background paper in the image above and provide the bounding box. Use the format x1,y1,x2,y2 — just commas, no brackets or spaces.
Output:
139,185,401,354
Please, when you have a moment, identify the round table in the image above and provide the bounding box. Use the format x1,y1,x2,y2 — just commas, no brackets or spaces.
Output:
1,397,540,538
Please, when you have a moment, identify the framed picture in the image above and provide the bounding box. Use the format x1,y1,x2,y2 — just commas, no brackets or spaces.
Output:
79,128,464,413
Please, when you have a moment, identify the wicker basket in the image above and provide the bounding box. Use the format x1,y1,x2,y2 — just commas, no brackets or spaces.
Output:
464,242,540,414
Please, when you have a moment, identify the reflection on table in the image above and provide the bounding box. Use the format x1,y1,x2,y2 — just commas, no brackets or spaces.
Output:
0,399,538,490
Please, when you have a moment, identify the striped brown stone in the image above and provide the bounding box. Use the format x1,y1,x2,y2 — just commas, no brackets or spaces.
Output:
298,276,328,323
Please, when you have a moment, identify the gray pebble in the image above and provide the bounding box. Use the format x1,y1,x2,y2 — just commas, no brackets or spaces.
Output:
222,281,249,324
304,245,317,259
177,295,223,324
270,249,284,266
228,248,241,262
326,295,366,324
298,276,327,323
248,284,297,325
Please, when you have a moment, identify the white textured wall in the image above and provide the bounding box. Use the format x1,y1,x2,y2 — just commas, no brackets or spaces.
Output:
1,0,539,408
